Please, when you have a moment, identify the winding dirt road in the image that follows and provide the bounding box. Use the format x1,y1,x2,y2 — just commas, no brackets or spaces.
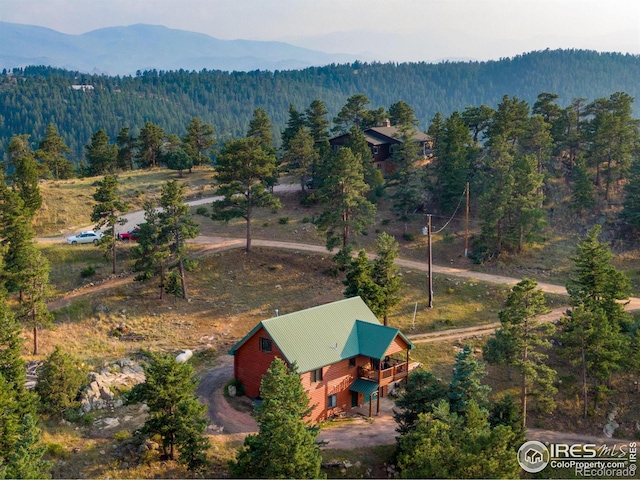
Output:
41,203,640,449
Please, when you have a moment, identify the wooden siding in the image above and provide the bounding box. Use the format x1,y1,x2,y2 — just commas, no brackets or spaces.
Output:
233,327,284,399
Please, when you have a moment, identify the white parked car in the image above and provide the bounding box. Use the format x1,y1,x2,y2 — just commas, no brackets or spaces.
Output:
66,231,103,245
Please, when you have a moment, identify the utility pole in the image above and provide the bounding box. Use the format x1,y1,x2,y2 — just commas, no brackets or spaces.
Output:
427,214,433,308
464,182,470,258
422,214,434,308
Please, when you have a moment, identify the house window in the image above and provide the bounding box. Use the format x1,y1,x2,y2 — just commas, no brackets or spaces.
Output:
311,368,323,383
349,357,356,368
372,146,379,154
260,337,272,353
328,394,337,408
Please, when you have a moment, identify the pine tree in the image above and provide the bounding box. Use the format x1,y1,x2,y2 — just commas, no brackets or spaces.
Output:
231,358,322,479
90,175,129,275
315,148,376,251
0,295,47,479
158,180,199,299
131,200,171,299
36,123,74,180
182,116,216,172
211,137,280,253
6,134,42,218
620,155,640,231
136,122,165,169
15,245,53,355
126,352,209,472
116,126,137,171
35,346,89,417
343,250,383,312
485,278,555,427
448,345,490,417
281,126,317,191
393,370,447,435
371,232,403,325
571,156,596,214
561,225,631,416
85,129,118,176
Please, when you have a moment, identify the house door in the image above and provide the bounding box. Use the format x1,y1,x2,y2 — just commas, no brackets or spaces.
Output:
351,391,359,408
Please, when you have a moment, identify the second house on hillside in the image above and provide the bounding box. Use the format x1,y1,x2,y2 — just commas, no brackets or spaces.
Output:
328,120,433,176
228,297,417,423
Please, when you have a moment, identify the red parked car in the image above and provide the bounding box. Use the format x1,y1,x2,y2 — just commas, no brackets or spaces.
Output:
117,227,140,241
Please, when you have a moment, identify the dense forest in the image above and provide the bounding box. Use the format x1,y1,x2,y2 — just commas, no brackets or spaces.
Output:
1,49,639,161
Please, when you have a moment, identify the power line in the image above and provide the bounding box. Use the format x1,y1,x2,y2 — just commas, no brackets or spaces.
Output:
433,185,467,234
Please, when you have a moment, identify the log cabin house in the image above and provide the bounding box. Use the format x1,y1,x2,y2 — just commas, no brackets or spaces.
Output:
328,120,433,176
228,297,416,423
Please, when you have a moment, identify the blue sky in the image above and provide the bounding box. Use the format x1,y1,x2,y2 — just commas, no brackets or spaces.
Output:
1,0,638,62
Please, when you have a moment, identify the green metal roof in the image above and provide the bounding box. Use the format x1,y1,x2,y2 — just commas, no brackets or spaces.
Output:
350,378,379,397
228,297,414,373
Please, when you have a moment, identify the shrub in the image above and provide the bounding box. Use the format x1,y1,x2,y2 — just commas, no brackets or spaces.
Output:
36,346,90,417
80,266,96,278
301,217,311,224
381,219,391,226
224,378,245,396
46,442,69,459
183,258,199,272
195,206,208,216
403,233,415,242
114,430,132,442
278,217,289,225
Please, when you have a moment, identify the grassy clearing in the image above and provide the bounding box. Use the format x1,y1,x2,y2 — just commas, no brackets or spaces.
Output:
34,167,216,236
34,246,570,366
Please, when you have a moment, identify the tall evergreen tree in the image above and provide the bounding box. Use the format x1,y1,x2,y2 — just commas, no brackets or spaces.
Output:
15,244,53,356
182,116,216,172
36,123,74,180
448,345,490,417
281,104,307,151
461,105,494,145
131,200,171,299
371,232,403,325
231,358,322,479
85,128,118,176
584,92,639,200
434,111,477,213
281,126,317,191
116,126,137,171
90,175,129,275
315,148,376,251
158,180,199,300
6,134,42,217
395,400,520,479
343,125,383,198
332,93,383,134
136,121,165,169
561,225,631,416
621,155,640,231
484,278,556,427
570,156,596,214
388,100,419,128
211,137,280,253
393,370,447,435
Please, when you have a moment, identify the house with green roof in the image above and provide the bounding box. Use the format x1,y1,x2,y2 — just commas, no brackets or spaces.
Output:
228,297,415,423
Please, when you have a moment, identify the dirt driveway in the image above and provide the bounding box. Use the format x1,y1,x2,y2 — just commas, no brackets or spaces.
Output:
195,355,636,450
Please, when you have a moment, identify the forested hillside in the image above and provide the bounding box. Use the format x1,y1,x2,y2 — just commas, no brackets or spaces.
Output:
1,49,639,161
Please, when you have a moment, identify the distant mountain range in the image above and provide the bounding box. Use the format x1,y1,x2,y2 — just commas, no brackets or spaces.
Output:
0,22,366,74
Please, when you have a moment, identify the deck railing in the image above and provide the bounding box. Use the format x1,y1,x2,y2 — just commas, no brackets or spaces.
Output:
360,361,409,382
